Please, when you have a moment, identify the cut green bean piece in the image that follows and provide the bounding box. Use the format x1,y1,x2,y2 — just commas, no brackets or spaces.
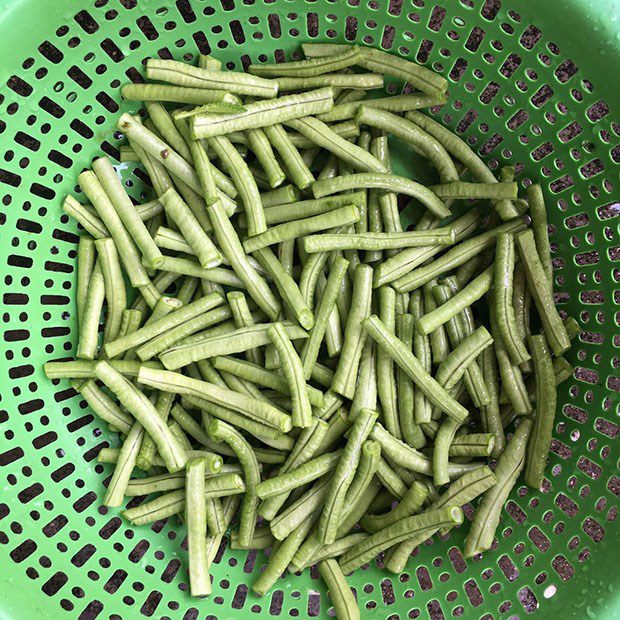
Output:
393,217,526,293
480,346,506,459
527,183,553,287
243,204,360,254
190,88,334,139
524,335,557,489
464,418,533,557
331,264,374,399
263,124,315,189
516,229,571,356
77,262,105,360
95,238,127,344
416,266,493,336
303,227,456,254
138,367,292,432
361,481,428,533
277,73,382,91
319,559,360,620
429,181,518,199
95,362,187,472
251,47,362,78
313,173,450,219
494,233,531,365
363,315,469,422
146,58,278,98
122,83,240,105
207,200,281,320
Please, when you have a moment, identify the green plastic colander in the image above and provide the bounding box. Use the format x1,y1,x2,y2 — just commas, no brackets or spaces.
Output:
0,0,618,618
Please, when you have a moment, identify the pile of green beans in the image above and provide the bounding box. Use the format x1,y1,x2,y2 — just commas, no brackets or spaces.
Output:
45,43,575,616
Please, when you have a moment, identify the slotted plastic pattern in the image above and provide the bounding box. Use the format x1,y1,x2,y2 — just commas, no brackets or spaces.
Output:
0,0,618,618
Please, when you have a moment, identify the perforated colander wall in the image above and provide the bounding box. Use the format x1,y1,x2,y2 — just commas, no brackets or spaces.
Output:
0,0,618,618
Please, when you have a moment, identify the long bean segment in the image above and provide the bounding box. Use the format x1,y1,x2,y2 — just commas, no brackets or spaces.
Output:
190,88,334,138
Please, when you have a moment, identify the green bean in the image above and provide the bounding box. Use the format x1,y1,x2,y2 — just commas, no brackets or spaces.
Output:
331,264,374,399
285,116,386,174
318,408,378,544
488,294,531,415
45,359,160,380
356,107,459,185
319,559,360,620
363,315,469,421
302,44,448,97
78,171,151,287
312,173,450,219
204,496,226,536
450,433,496,457
516,229,570,355
416,266,493,336
246,127,286,189
409,291,432,424
105,292,223,358
252,47,363,78
207,200,281,320
117,114,205,198
122,83,240,105
63,195,109,239
386,466,497,572
259,418,329,521
270,474,332,541
299,251,330,310
303,533,367,567
230,525,274,550
95,362,187,472
138,367,292,432
169,403,212,448
126,468,244,497
243,204,360,254
396,218,525,293
185,458,211,596
146,58,278,98
267,323,312,428
133,270,179,313
527,183,553,286
185,395,289,446
361,481,428,533
433,417,464,486
523,335,557,489
253,247,314,330
263,124,315,189
123,474,246,525
206,495,240,569
320,92,445,123
146,255,243,288
315,272,343,358
464,418,533,557
405,111,500,184
206,418,260,546
146,101,192,161
161,321,306,368
76,237,96,333
186,134,219,208
190,88,334,138
213,357,323,408
494,233,531,365
376,458,410,498
396,314,424,449
227,292,263,366
479,346,506,459
103,422,144,507
293,440,380,569
256,450,343,499
135,391,177,470
277,73,382,91
349,340,378,421
73,379,133,434
374,208,481,288
301,256,349,379
340,505,462,573
303,227,456,254
208,135,266,236
253,516,317,596
259,184,300,208
176,276,199,306
95,238,127,343
429,181,518,200
160,188,221,268
77,262,105,360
